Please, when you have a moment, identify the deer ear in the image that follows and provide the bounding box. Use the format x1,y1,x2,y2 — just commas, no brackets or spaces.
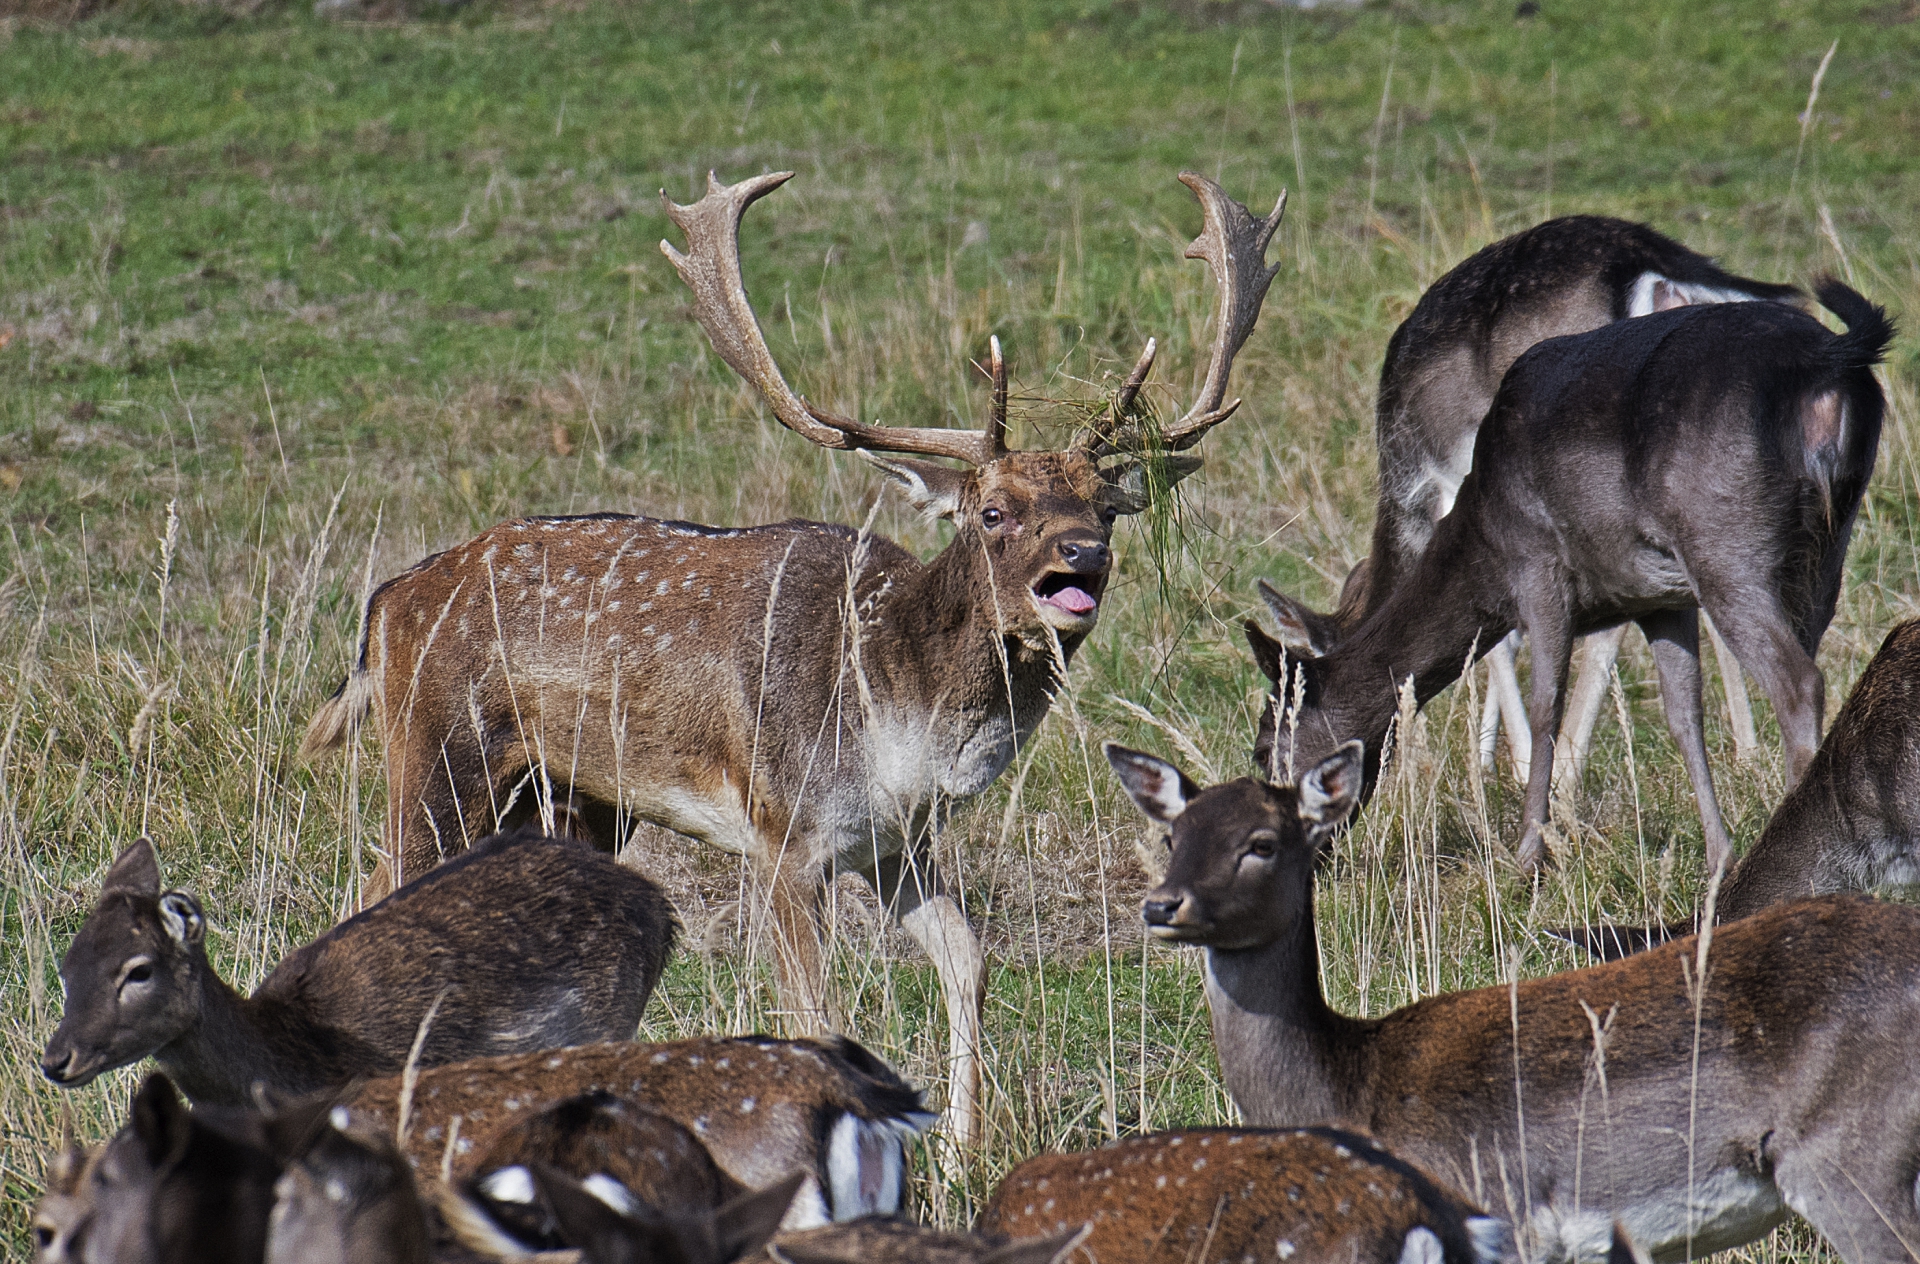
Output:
859,453,966,520
132,1073,192,1169
1104,743,1200,823
158,892,205,948
1244,620,1288,685
48,1107,92,1194
983,1223,1094,1264
531,1163,671,1259
1256,579,1336,658
1098,454,1205,516
103,838,162,897
715,1171,808,1260
1298,741,1364,830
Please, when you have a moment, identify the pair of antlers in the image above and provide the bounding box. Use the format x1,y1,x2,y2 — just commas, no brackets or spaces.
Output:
660,169,1285,467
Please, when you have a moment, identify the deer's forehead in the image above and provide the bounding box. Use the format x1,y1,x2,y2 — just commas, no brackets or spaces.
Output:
1174,781,1292,842
973,453,1105,505
67,897,162,962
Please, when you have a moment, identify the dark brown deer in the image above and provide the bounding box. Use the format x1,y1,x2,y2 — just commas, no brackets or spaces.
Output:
338,1034,933,1229
982,1126,1513,1264
1562,618,1920,960
41,832,676,1106
1269,217,1800,791
268,1106,435,1264
1250,279,1891,872
1109,740,1920,1263
300,169,1284,1146
30,1118,93,1264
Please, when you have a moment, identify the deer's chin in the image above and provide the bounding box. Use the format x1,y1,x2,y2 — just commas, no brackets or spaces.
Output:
1029,572,1106,631
1032,596,1101,633
1146,921,1211,943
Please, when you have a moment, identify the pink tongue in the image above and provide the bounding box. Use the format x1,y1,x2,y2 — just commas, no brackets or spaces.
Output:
1047,586,1097,615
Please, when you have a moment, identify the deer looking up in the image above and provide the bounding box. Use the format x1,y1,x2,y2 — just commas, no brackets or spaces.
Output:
1250,279,1890,873
300,170,1284,1148
1263,217,1800,795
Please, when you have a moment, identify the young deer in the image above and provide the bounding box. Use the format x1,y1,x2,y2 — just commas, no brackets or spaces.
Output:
1109,741,1920,1263
1250,279,1891,872
30,1118,93,1264
1271,217,1799,790
982,1127,1513,1264
269,1106,434,1264
42,832,675,1106
338,1034,934,1229
300,169,1284,1146
1562,619,1920,960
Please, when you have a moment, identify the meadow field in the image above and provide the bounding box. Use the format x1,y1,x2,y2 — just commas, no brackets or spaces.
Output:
1,0,1917,1256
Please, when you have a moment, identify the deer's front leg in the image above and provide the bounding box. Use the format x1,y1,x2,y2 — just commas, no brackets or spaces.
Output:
758,844,834,1036
870,846,985,1150
1515,596,1574,874
1640,608,1733,873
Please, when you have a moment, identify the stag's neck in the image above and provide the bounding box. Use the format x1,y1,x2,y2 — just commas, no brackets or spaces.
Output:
1202,907,1374,1130
154,965,322,1106
858,537,1075,789
1318,507,1515,748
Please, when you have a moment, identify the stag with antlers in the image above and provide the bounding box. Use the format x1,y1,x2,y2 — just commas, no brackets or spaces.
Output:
302,169,1284,1148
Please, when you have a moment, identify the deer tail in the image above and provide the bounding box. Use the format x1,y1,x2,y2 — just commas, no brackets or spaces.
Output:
1814,276,1895,371
299,668,375,763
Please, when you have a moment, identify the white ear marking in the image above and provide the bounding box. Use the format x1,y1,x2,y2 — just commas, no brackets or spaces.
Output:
478,1166,536,1205
157,892,204,947
582,1173,639,1214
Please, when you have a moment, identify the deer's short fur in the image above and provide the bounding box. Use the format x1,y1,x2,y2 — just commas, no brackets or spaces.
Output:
982,1127,1513,1264
42,832,675,1106
302,170,1283,1148
269,1105,433,1264
1564,619,1920,960
339,1035,932,1230
1252,279,1892,873
1110,741,1920,1263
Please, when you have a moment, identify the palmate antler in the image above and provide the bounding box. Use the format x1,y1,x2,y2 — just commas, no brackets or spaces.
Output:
660,171,1009,466
1081,173,1287,456
661,169,1281,466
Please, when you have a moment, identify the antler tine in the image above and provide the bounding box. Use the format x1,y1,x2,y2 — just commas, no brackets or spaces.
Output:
1073,337,1157,455
1161,173,1286,451
986,334,1009,457
662,172,1006,467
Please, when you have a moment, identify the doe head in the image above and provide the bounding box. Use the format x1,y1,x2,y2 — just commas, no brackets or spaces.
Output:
1245,579,1362,783
1106,741,1363,952
43,839,209,1091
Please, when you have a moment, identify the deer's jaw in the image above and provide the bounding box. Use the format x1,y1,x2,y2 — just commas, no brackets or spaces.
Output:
1028,567,1108,632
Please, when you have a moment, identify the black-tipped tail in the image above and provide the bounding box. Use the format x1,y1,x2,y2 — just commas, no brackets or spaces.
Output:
1546,921,1687,962
1814,276,1895,370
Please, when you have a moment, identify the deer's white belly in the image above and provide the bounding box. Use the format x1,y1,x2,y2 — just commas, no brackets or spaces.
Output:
1529,1164,1785,1263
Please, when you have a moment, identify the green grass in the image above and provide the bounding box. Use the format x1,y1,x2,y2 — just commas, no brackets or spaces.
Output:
2,0,1918,1256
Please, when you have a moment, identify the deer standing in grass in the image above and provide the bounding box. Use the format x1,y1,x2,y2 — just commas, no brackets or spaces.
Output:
302,170,1284,1147
1264,217,1800,798
1109,741,1920,1263
1250,280,1890,872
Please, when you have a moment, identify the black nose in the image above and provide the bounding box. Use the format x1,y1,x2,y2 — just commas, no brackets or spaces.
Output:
1142,894,1183,926
41,1050,75,1085
1057,536,1110,573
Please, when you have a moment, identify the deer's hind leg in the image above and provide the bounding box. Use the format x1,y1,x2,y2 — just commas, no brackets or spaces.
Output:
1639,608,1734,874
1695,586,1826,784
1773,1134,1920,1264
753,824,834,1039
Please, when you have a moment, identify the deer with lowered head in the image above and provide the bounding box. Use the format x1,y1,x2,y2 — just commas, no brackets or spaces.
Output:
41,832,675,1106
300,169,1284,1146
982,1126,1514,1264
1250,278,1891,872
1109,739,1920,1263
1270,217,1801,791
1562,618,1920,960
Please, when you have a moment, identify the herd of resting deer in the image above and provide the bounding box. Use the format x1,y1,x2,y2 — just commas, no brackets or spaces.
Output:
24,166,1916,1264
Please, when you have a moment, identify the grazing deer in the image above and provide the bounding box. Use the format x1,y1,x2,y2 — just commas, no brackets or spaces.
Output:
1109,740,1920,1263
982,1126,1513,1264
339,1034,933,1229
41,832,676,1106
522,1164,1088,1264
1561,619,1920,960
300,169,1284,1146
1269,217,1800,792
1250,279,1891,872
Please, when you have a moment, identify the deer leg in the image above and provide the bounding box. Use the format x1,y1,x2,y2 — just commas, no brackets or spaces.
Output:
1773,1130,1920,1264
1487,631,1532,784
1554,624,1629,799
758,845,834,1037
1639,608,1734,874
1703,612,1759,762
1515,608,1573,874
1699,596,1826,784
869,847,985,1150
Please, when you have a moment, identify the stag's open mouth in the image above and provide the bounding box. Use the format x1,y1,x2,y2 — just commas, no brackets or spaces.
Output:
1032,571,1104,621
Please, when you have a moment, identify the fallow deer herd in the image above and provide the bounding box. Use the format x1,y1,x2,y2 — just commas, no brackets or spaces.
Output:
28,159,1908,1264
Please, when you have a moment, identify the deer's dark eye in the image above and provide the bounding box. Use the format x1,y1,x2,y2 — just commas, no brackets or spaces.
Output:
122,962,153,987
1101,505,1119,526
981,507,1004,528
1245,831,1279,859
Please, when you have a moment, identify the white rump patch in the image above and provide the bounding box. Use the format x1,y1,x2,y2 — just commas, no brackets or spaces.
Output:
583,1173,639,1215
477,1166,535,1205
1398,1227,1446,1264
825,1113,914,1221
1626,272,1773,318
1466,1215,1515,1264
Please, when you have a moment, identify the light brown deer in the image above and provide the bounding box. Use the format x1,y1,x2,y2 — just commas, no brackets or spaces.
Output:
338,1034,933,1230
1109,740,1920,1263
301,169,1284,1147
982,1126,1513,1264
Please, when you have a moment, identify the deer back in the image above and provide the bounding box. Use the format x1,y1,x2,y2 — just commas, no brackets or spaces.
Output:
982,1127,1512,1264
340,1035,931,1228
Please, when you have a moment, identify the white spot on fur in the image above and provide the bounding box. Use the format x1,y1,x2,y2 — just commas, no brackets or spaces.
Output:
479,1167,535,1205
583,1174,638,1214
1276,1241,1295,1259
1625,271,1773,318
1397,1227,1444,1264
